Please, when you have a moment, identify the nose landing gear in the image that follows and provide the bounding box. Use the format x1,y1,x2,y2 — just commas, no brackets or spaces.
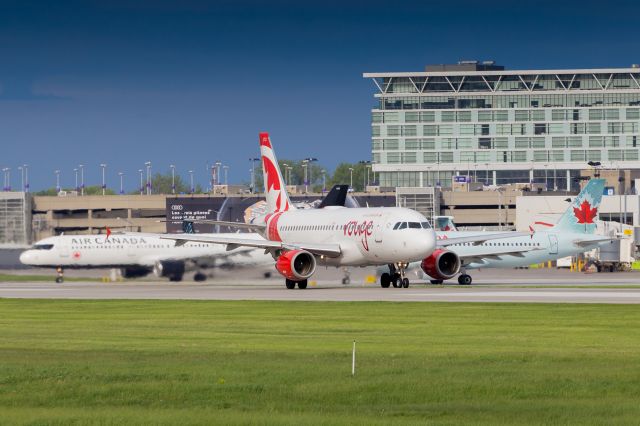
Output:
55,266,64,283
380,263,410,289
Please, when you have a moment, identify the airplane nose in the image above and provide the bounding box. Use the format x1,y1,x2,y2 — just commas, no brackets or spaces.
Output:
19,251,33,265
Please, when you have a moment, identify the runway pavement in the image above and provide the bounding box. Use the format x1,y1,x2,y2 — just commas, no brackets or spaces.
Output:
2,268,640,303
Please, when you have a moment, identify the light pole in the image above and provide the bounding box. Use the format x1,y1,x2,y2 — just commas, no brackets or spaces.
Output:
78,164,84,195
321,169,326,192
145,162,152,195
304,157,318,192
18,166,24,192
118,172,124,195
170,164,176,194
215,161,222,186
138,169,144,195
188,170,194,194
282,164,288,185
100,163,107,195
484,162,489,185
359,160,371,192
23,164,29,193
2,168,9,191
223,165,229,186
54,170,61,193
349,167,354,190
74,168,79,193
302,160,308,193
249,158,260,193
287,166,293,187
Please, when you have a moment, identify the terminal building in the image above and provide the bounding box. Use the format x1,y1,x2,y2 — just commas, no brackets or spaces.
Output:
363,62,640,192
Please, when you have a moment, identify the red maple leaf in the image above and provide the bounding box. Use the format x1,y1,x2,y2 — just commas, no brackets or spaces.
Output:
262,157,281,192
573,200,597,224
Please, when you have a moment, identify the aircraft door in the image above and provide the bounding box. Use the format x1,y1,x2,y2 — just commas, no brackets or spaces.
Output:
374,223,383,243
548,234,558,254
58,239,71,259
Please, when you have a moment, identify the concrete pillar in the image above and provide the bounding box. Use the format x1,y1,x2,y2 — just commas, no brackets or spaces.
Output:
492,170,497,186
566,170,571,191
419,171,424,187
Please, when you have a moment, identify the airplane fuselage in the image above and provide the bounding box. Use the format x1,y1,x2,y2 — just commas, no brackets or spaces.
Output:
19,233,269,268
256,206,436,266
436,230,607,269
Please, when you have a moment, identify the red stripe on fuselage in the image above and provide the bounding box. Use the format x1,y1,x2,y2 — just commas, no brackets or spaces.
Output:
267,212,284,241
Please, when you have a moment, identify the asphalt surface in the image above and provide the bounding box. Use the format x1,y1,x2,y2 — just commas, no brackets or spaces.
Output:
2,268,640,303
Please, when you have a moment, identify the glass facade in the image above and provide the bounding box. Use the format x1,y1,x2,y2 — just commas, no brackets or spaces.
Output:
365,68,640,191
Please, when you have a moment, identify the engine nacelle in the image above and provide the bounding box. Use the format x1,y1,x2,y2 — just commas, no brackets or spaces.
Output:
153,260,186,278
121,266,151,279
275,250,316,281
420,249,461,280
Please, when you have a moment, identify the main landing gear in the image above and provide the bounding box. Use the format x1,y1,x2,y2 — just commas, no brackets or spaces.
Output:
457,274,472,285
55,266,64,283
380,263,410,289
285,279,308,289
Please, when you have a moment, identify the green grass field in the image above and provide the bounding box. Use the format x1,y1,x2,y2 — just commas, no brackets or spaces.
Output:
1,300,640,425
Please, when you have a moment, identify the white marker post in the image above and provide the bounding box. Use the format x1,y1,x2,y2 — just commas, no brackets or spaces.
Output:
352,340,356,376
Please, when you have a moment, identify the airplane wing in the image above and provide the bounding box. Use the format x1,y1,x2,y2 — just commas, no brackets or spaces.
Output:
437,232,529,247
458,247,543,264
165,219,266,231
137,245,270,267
573,236,620,247
160,234,342,258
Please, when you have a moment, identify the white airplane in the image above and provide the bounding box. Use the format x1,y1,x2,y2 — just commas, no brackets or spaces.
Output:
395,178,616,285
161,132,521,289
19,231,273,283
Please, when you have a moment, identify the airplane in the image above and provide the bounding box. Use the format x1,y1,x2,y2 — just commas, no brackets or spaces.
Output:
19,230,273,283
160,132,524,289
389,178,616,285
19,184,353,284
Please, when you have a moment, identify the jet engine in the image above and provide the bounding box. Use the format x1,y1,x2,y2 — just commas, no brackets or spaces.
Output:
153,260,186,281
420,249,461,280
121,266,152,279
275,250,316,281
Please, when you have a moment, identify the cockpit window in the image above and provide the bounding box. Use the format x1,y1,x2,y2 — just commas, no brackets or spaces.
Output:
408,222,421,229
33,244,54,250
398,222,407,230
421,221,432,229
393,222,401,230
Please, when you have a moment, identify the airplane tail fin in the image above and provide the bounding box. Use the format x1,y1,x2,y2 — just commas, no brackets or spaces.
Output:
259,132,295,213
552,178,605,234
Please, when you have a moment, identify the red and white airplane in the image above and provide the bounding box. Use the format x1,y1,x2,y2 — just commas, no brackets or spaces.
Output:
164,133,514,289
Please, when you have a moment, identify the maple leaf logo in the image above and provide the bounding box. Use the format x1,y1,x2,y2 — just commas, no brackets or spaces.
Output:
573,200,597,224
262,156,281,192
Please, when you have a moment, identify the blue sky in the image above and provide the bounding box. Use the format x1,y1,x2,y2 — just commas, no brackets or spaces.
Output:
1,0,639,191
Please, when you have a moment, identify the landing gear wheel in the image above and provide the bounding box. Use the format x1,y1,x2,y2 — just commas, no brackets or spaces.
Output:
402,278,410,288
458,274,472,285
297,280,308,289
55,276,63,284
285,279,296,289
392,273,402,288
430,279,444,285
169,275,183,282
381,273,391,288
193,272,207,282
341,277,350,285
